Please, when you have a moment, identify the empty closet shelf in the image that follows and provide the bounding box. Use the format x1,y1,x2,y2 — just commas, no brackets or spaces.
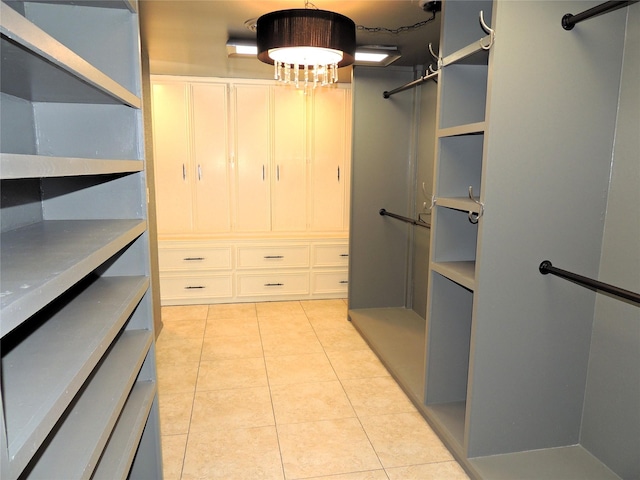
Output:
0,219,147,335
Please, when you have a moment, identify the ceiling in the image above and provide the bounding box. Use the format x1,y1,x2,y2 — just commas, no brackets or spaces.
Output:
138,0,442,81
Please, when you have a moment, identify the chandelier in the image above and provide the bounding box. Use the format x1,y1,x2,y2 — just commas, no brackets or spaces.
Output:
256,8,356,88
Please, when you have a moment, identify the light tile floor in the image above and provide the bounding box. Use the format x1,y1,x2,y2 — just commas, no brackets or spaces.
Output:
156,300,470,480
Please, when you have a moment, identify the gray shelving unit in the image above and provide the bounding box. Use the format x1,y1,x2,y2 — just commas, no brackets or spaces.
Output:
349,1,637,479
423,1,637,479
0,0,162,478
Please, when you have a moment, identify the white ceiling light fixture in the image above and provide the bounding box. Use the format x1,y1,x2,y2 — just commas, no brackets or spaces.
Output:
226,39,258,57
227,40,401,67
354,46,401,66
255,8,356,89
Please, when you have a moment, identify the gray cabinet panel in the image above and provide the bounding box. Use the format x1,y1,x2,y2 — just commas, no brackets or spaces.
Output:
0,0,162,477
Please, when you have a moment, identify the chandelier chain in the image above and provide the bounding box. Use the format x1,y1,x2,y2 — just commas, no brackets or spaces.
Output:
356,10,436,34
303,0,436,34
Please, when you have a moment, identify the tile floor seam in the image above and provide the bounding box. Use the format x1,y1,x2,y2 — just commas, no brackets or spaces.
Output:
179,306,209,480
307,307,391,476
256,303,288,480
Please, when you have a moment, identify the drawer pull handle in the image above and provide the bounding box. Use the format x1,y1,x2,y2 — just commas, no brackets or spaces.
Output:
340,280,349,284
185,286,205,289
340,254,349,257
264,283,284,287
264,255,284,259
184,257,205,261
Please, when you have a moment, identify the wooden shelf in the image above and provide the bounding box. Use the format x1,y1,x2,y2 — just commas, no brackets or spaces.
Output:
438,122,486,138
92,381,156,480
0,2,140,107
0,153,143,179
2,276,148,475
425,401,467,451
20,330,153,479
23,0,136,11
349,307,426,402
470,445,623,480
431,261,476,290
0,219,146,336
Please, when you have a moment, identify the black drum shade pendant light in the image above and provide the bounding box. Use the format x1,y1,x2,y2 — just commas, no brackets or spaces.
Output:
257,8,356,88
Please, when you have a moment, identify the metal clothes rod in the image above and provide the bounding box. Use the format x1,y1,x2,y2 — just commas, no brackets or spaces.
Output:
562,0,638,30
383,70,439,99
539,260,640,305
379,208,430,229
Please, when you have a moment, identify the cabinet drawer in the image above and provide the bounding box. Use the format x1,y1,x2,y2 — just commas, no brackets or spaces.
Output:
237,272,310,297
160,274,233,300
312,270,349,294
159,246,232,271
312,244,349,267
237,245,309,269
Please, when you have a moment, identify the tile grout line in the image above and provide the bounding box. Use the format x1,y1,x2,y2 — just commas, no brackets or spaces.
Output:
178,305,213,480
256,303,288,480
306,305,390,477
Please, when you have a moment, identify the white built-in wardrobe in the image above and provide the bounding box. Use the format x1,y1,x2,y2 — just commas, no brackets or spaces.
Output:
150,77,352,305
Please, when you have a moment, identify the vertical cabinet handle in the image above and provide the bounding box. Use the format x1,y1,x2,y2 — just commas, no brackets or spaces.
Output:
198,164,202,180
182,163,186,180
262,164,265,181
337,166,340,181
277,165,280,181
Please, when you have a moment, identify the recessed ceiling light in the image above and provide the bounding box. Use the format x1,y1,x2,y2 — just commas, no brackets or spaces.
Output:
227,39,401,66
226,39,259,57
355,52,389,63
353,46,401,66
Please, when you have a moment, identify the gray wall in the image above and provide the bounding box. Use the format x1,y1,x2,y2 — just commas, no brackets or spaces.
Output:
580,5,640,479
348,66,416,310
411,80,437,318
349,66,437,315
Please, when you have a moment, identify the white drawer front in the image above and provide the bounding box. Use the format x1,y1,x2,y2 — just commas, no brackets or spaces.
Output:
237,272,310,297
312,271,349,294
159,246,232,271
160,275,233,299
237,245,310,269
312,244,349,267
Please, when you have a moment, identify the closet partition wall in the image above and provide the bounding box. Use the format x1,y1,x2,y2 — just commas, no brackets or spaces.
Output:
348,66,437,402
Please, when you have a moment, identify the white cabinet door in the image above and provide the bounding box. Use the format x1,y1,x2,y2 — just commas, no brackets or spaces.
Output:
151,82,193,234
233,84,271,232
191,83,231,233
272,87,307,231
310,87,351,231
